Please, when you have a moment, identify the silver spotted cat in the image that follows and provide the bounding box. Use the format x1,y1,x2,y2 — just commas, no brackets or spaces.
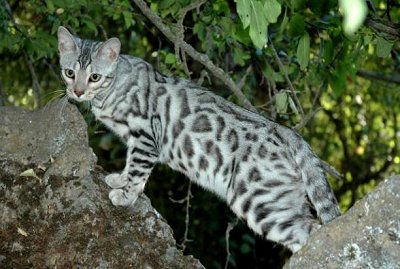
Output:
57,26,341,252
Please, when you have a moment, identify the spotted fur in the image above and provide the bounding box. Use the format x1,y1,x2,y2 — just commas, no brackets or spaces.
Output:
57,27,341,252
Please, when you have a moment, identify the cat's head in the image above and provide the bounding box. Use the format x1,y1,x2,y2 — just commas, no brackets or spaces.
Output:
57,26,120,102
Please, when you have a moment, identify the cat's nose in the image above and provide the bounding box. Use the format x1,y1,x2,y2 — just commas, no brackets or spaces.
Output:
74,89,84,97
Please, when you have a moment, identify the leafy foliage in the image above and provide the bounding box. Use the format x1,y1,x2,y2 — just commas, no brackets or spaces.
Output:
1,0,399,268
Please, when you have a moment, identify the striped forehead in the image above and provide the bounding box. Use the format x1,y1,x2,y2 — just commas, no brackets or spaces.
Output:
77,39,102,69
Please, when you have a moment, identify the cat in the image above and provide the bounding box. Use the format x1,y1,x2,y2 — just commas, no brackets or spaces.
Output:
57,26,341,253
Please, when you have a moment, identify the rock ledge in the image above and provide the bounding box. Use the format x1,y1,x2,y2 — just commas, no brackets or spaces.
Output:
0,103,204,269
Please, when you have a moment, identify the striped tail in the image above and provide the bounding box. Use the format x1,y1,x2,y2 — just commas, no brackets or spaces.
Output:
301,152,341,224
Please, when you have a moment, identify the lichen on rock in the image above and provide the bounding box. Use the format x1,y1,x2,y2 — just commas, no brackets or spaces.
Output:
0,102,204,269
284,176,400,269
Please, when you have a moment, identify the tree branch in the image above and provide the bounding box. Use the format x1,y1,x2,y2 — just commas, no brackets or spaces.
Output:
4,0,42,107
269,37,305,117
224,218,238,269
365,16,400,41
356,69,400,85
175,0,206,78
131,0,257,112
24,52,42,108
169,181,193,251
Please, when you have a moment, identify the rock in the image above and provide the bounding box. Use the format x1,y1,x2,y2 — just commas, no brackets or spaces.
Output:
0,102,204,269
0,102,96,180
284,176,400,269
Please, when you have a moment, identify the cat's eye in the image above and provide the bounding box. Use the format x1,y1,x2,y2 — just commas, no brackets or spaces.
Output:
89,73,102,82
64,69,75,78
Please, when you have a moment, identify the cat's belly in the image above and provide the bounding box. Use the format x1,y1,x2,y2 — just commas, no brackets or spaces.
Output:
166,159,229,201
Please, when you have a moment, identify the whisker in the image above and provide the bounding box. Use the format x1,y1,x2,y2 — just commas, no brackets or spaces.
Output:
42,90,66,113
58,96,69,120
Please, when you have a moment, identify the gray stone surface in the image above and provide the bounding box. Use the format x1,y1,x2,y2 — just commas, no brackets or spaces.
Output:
284,176,400,269
0,102,96,181
0,102,204,269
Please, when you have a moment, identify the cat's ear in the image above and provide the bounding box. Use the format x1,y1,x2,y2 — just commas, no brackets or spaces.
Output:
95,38,121,64
57,26,78,54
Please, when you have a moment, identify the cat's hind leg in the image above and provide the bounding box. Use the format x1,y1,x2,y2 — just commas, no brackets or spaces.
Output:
255,190,319,253
229,178,318,253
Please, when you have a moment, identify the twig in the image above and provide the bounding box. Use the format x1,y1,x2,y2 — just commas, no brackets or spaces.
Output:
197,70,211,86
43,59,61,82
238,65,253,90
131,0,257,112
224,218,238,269
365,16,400,41
294,107,321,130
268,37,304,117
4,0,42,108
24,51,42,108
169,181,193,251
175,0,206,78
357,69,400,84
180,181,192,251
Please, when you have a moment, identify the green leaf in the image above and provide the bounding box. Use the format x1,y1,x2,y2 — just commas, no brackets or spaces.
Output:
235,0,251,29
291,0,306,10
240,243,252,254
376,37,393,58
288,13,305,38
322,39,333,63
233,47,250,66
297,32,310,70
276,91,288,114
123,11,133,28
264,0,281,23
20,168,38,178
45,0,55,13
235,0,269,48
82,20,98,35
165,53,176,65
279,8,289,35
248,1,269,48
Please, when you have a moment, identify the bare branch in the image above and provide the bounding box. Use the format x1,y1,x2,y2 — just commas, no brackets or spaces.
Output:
169,182,193,251
175,0,206,78
294,107,321,130
224,218,238,269
197,70,211,86
180,181,193,251
357,69,400,85
268,37,305,117
131,0,257,112
4,0,42,108
365,16,400,41
238,65,253,90
24,52,42,108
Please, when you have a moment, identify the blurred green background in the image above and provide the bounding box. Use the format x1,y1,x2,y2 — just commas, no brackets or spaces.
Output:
1,0,399,268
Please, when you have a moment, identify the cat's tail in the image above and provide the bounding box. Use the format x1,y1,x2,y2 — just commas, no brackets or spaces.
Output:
299,147,341,224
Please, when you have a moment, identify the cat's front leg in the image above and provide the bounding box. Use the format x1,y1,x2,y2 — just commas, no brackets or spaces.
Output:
105,143,157,206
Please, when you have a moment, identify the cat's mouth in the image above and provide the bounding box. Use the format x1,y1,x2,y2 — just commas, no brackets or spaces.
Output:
66,88,94,102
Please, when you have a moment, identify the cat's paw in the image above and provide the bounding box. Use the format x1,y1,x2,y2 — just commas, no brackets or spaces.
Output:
108,189,138,206
105,173,128,188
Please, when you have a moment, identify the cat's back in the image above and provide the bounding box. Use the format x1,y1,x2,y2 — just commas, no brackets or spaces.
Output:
182,83,302,148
